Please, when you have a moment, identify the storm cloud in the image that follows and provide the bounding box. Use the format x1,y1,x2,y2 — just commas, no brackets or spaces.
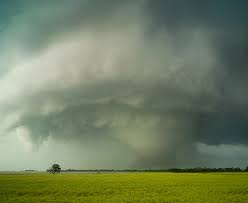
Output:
0,0,248,169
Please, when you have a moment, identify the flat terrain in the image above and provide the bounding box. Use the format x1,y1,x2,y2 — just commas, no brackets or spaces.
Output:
0,172,248,202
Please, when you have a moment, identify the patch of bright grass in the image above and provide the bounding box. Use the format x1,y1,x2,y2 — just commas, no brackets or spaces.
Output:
0,172,248,202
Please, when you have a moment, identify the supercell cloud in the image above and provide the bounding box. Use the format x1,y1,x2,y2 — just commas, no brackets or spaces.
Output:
0,0,248,170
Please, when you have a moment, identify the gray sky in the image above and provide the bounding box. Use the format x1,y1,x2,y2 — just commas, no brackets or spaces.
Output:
0,0,248,170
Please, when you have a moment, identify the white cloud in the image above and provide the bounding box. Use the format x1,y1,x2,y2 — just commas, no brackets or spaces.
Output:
16,126,33,152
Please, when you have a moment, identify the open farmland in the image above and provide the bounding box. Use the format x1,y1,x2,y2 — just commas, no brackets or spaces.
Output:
0,172,248,202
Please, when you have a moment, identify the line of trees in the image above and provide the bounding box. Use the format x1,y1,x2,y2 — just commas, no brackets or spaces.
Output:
60,167,248,173
46,164,248,174
167,167,244,173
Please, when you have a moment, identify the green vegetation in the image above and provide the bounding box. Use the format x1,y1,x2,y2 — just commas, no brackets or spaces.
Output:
1,172,248,202
47,164,61,174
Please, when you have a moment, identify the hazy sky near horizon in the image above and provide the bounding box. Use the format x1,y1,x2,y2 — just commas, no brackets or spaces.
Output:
0,0,248,170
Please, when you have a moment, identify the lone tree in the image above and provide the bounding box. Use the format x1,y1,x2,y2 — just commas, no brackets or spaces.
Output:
47,164,61,174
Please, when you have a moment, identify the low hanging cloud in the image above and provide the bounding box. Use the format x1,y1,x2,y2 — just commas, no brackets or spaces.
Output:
0,0,248,168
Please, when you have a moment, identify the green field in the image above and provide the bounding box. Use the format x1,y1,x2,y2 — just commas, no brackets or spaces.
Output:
1,172,248,202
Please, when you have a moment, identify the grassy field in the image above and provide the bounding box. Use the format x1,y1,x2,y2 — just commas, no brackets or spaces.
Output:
0,172,248,202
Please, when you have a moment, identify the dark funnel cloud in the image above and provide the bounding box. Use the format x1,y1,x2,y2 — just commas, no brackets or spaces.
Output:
0,0,248,169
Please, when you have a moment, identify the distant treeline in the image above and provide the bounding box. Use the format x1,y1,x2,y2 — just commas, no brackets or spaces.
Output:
62,167,248,173
166,167,244,173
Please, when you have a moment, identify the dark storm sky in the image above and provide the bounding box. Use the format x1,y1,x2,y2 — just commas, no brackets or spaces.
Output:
0,0,248,170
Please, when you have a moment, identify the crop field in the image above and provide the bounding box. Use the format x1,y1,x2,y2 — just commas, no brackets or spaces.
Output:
0,172,248,202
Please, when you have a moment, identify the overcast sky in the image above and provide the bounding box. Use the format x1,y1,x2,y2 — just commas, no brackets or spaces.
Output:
0,0,248,170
